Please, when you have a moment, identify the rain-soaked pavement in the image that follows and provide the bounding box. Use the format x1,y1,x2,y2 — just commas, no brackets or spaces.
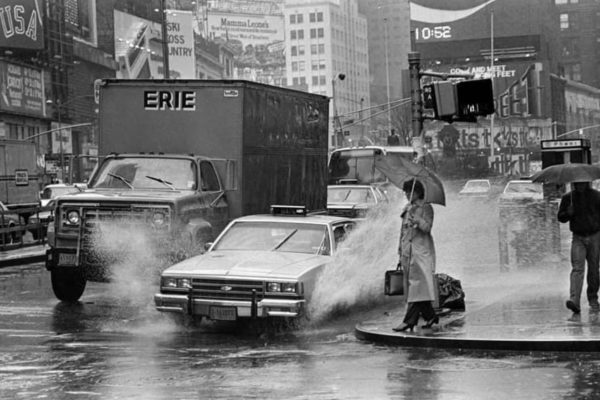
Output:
3,185,600,399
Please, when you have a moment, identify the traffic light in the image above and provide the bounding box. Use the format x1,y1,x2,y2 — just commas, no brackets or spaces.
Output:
423,78,495,123
455,79,495,119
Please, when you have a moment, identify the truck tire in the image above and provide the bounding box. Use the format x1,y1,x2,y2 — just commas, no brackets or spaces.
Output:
51,269,86,302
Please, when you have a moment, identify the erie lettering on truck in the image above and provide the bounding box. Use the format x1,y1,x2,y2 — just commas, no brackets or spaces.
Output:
143,90,196,111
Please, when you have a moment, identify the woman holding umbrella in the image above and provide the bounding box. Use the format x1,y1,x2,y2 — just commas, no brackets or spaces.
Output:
393,179,438,332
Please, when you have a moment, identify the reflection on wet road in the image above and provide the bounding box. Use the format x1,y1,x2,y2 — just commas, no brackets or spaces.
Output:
2,193,600,399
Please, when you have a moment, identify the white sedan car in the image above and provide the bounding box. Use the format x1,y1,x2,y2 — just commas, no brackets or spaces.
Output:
154,206,356,321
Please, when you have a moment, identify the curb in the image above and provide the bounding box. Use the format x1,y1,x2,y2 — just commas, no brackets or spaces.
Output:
354,324,600,352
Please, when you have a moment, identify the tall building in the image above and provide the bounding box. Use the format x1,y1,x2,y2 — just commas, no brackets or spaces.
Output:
555,0,600,88
358,0,412,145
284,0,370,148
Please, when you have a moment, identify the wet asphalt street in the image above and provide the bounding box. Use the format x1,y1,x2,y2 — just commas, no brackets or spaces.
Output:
3,190,600,399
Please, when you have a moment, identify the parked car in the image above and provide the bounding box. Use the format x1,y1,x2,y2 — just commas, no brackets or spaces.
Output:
39,184,83,207
458,179,492,198
327,184,388,218
30,184,83,240
154,205,357,321
499,180,544,203
0,201,24,244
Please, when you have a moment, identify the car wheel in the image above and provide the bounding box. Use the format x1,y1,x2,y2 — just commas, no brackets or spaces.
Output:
51,269,86,302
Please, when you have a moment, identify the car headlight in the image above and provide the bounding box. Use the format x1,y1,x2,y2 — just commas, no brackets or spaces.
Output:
66,210,80,225
151,212,165,227
161,277,192,289
266,281,297,294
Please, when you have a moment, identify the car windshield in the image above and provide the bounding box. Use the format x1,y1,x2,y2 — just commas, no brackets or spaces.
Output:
90,158,197,190
505,182,542,194
212,221,331,255
465,181,490,189
328,187,375,203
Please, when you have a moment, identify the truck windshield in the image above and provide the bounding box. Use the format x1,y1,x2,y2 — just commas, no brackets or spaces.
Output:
90,158,197,190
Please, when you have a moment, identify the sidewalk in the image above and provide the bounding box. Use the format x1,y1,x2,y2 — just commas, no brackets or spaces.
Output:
355,267,600,352
0,242,47,268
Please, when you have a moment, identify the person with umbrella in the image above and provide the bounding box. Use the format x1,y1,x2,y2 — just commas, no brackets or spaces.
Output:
533,163,600,314
392,179,438,332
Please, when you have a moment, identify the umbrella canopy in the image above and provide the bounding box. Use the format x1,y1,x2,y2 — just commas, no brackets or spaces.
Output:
374,154,446,206
531,163,600,185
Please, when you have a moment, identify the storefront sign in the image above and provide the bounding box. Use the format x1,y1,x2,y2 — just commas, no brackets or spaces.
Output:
0,60,45,116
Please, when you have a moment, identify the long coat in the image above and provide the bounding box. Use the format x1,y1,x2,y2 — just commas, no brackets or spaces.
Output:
398,198,436,303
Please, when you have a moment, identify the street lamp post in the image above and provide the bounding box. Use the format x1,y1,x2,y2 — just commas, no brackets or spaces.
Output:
384,17,392,135
332,73,345,148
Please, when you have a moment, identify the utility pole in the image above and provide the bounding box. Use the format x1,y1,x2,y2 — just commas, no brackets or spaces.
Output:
408,50,423,160
161,0,170,79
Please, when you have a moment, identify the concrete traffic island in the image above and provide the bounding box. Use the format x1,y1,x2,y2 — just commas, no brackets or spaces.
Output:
355,268,600,352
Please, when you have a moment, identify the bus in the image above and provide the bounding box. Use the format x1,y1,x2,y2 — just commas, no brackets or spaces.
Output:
327,145,417,185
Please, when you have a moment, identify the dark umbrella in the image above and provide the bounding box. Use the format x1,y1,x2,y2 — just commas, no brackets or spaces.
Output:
374,154,446,206
531,163,600,185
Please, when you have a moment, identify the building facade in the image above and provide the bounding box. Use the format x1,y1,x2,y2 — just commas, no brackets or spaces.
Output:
284,0,370,149
555,0,600,88
358,0,411,145
409,0,563,177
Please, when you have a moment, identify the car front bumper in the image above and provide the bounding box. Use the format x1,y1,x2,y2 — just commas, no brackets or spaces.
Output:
154,293,305,319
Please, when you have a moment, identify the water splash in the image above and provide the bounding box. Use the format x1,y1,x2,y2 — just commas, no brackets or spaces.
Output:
309,199,405,323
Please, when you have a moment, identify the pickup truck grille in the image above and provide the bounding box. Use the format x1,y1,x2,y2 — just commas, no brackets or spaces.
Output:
74,204,172,266
191,278,265,301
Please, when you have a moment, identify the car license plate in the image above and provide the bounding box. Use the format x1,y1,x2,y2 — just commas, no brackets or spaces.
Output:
58,253,78,266
209,306,237,321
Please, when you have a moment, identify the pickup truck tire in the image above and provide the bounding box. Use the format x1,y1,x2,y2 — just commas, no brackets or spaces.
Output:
51,269,86,302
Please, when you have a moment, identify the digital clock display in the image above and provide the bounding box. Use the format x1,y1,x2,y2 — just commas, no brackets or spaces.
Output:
415,26,452,41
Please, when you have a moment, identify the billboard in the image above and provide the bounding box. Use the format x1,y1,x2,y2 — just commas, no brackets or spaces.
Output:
0,60,45,117
410,0,550,43
202,1,285,83
166,10,196,79
0,0,43,50
114,10,163,79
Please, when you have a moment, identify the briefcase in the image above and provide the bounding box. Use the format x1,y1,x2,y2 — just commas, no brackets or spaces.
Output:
384,268,404,296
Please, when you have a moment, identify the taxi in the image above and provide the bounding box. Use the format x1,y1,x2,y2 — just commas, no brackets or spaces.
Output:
326,182,388,219
154,206,356,321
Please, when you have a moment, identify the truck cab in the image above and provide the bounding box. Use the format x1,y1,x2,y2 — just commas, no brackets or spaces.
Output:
46,153,235,302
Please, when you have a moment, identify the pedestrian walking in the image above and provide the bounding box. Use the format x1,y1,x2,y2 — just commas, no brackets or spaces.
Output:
387,129,400,146
557,181,600,314
393,179,438,332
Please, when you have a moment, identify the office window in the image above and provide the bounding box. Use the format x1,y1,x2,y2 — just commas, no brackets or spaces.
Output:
299,61,305,71
291,46,297,56
317,12,323,22
297,14,304,23
290,14,296,24
311,60,319,71
310,13,316,23
290,30,297,40
65,0,97,45
300,77,306,85
312,76,319,85
293,77,299,85
318,44,325,54
298,45,305,56
319,75,326,85
311,44,317,54
292,61,298,71
318,28,324,38
298,29,304,39
310,28,316,39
